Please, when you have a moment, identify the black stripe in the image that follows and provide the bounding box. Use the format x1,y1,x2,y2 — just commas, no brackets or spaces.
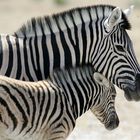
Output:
70,12,80,66
0,97,17,130
7,82,30,116
87,10,94,63
72,81,84,116
33,36,43,80
105,55,117,80
62,14,75,47
65,103,75,129
51,32,60,69
29,37,38,78
0,36,3,70
63,117,71,132
111,60,129,85
50,90,64,128
79,72,91,111
5,35,13,77
64,79,78,119
86,76,95,109
15,37,22,79
31,85,45,134
42,35,50,79
32,19,42,80
54,15,72,68
79,11,87,64
41,87,51,126
1,85,28,132
25,86,36,134
47,89,59,122
39,19,50,79
91,8,99,60
47,18,60,69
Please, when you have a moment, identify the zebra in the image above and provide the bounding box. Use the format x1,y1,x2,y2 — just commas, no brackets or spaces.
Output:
0,4,139,101
0,65,119,140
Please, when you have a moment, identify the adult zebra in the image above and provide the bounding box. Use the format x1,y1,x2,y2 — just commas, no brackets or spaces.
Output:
0,65,118,140
0,5,140,101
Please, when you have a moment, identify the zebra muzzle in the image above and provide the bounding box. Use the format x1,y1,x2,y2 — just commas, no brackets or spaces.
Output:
105,115,119,131
124,73,140,101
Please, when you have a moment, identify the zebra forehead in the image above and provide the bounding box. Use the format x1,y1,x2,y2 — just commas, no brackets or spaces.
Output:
14,4,131,38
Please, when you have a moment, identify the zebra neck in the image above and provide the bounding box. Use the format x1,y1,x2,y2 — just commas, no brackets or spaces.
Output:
49,66,95,119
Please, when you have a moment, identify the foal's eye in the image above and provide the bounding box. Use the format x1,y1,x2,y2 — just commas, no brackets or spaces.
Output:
115,45,125,52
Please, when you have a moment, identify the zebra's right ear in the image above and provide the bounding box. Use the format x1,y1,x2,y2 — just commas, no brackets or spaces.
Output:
104,7,122,32
93,73,110,88
123,5,134,17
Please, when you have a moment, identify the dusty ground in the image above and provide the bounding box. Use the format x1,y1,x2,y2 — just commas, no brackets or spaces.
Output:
0,0,140,140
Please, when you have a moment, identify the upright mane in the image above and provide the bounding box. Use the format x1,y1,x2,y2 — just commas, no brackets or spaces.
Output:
14,4,131,38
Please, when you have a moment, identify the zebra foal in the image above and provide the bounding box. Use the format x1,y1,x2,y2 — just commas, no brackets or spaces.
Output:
0,65,119,140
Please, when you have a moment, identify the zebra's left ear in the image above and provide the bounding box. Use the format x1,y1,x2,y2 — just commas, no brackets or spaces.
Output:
104,7,122,32
93,73,110,88
123,5,134,17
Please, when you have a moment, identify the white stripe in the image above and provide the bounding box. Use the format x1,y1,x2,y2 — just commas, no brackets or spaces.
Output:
55,33,65,68
41,18,51,35
85,22,91,63
37,37,45,79
81,10,91,63
0,35,9,75
65,14,76,45
9,36,18,78
26,38,38,81
31,36,38,70
18,38,25,80
46,36,54,75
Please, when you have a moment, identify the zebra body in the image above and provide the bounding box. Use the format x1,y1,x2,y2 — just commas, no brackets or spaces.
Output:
0,4,139,101
0,65,118,140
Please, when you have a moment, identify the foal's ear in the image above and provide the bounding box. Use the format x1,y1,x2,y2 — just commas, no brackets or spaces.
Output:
123,5,134,17
104,7,122,32
93,73,110,88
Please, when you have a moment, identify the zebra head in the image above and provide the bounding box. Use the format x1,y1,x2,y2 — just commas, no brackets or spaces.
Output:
91,73,119,130
92,5,140,101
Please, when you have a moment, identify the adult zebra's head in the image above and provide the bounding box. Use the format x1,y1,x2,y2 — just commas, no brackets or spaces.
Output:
91,5,140,101
91,73,119,130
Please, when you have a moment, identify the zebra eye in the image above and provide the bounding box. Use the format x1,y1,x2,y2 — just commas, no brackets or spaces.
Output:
115,45,125,52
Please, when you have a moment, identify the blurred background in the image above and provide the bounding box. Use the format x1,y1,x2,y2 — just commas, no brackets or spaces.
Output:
0,0,140,140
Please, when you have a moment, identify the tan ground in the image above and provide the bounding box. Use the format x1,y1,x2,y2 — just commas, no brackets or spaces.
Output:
0,0,140,140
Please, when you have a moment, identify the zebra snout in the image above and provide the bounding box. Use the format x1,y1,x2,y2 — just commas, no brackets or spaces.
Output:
136,73,140,97
105,115,119,131
123,73,140,101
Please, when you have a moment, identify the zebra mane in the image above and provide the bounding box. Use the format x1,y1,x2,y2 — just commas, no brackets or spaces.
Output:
14,4,131,38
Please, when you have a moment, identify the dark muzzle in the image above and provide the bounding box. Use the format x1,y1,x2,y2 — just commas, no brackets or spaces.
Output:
105,115,119,131
124,73,140,101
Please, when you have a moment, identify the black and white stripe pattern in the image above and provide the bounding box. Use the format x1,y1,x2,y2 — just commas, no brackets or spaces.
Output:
0,65,118,140
0,4,139,100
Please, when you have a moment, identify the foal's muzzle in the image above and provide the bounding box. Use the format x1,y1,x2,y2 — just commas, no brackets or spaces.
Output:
105,114,119,130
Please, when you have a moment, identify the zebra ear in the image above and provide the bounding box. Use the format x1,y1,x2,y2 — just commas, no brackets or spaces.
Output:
93,73,110,88
123,5,134,17
104,7,122,32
